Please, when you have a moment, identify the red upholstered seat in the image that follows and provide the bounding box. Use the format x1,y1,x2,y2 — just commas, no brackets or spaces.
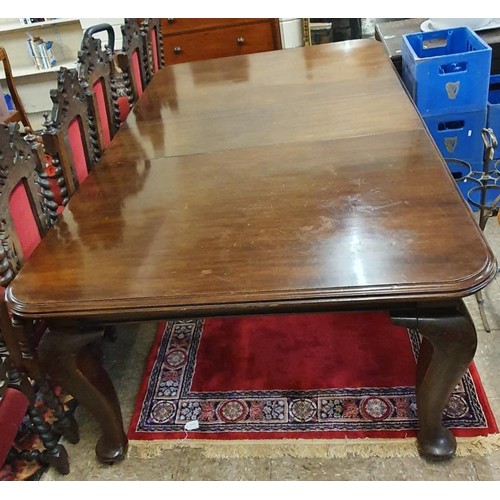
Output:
0,388,29,467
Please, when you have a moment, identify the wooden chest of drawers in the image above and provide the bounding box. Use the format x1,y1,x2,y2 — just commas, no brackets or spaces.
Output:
161,18,281,65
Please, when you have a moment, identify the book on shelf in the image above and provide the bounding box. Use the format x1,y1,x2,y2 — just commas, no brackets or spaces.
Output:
0,81,10,121
26,35,57,70
19,18,57,25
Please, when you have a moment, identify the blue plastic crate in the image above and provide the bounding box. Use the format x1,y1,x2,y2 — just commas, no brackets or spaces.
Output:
487,74,500,157
424,108,487,168
402,27,491,116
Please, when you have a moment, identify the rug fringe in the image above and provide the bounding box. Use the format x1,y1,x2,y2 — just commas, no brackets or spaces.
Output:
129,434,500,460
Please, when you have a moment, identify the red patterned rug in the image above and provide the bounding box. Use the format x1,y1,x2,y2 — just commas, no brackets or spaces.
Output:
128,312,499,458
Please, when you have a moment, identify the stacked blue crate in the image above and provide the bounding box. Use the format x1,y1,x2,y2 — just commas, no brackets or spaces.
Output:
402,27,491,175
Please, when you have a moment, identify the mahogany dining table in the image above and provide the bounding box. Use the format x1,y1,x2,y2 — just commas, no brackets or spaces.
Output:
5,39,497,463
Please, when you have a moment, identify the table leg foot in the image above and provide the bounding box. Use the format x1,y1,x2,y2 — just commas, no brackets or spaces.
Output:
38,325,128,465
392,300,477,461
96,435,128,464
417,426,456,461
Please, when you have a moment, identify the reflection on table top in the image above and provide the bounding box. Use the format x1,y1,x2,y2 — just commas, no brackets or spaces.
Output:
6,39,496,320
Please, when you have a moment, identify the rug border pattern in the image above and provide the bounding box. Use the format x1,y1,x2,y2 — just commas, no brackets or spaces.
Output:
131,318,490,436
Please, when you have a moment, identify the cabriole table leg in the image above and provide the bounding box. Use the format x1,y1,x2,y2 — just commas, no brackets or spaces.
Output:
37,324,128,464
392,300,477,460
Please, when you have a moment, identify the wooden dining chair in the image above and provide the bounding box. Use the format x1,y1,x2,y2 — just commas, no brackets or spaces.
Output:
0,335,69,475
42,67,96,203
116,18,149,121
140,18,165,82
0,47,31,130
0,123,78,461
77,28,121,158
0,123,55,359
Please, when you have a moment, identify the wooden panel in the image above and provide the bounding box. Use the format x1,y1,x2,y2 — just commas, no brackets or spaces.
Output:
161,18,270,35
164,21,277,65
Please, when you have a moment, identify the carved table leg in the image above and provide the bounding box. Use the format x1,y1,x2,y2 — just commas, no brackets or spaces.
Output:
392,300,477,460
38,325,128,464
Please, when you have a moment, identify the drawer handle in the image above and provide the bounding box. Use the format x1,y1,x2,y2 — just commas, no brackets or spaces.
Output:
173,46,182,55
237,37,245,46
167,18,176,24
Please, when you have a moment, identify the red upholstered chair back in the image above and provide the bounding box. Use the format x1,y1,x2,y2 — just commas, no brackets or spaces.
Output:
42,68,96,203
77,33,121,158
140,18,165,81
0,124,50,283
116,19,149,120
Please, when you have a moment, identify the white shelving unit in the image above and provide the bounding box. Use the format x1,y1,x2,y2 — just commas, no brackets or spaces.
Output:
0,18,123,130
0,18,83,129
9,61,77,79
0,18,80,34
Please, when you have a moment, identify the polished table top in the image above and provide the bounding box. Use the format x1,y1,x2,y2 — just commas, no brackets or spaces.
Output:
6,39,497,320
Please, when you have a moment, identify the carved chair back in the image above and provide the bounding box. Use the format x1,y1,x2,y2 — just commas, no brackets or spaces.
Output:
0,123,50,284
42,67,96,204
78,31,121,157
141,18,165,81
116,19,149,118
0,47,31,130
